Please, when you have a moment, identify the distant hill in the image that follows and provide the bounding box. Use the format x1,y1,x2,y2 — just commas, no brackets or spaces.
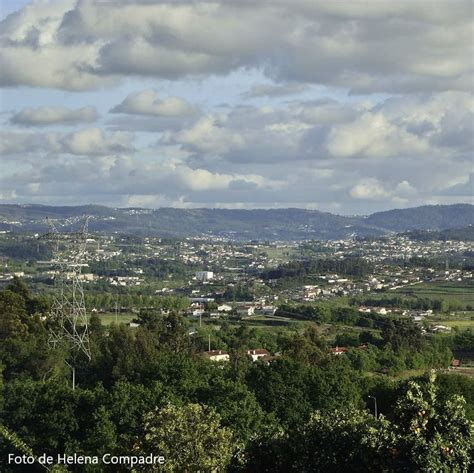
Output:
404,225,474,242
0,203,472,241
365,204,474,232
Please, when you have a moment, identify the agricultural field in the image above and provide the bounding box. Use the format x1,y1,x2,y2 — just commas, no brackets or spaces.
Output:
394,280,474,309
440,319,474,329
262,245,297,265
90,311,136,325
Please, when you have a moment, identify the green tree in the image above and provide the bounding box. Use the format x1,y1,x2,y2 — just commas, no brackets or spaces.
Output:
247,359,313,427
292,407,395,472
134,403,233,472
197,377,267,446
394,371,472,471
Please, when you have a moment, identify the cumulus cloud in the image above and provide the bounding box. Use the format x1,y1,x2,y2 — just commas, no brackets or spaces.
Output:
60,128,134,155
0,153,282,209
111,90,198,117
163,92,471,165
350,178,391,201
0,1,472,92
325,112,428,159
350,178,420,203
2,88,471,211
163,116,245,155
11,106,98,126
0,128,134,156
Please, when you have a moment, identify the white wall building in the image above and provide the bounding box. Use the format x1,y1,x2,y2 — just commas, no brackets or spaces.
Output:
196,271,214,282
202,350,229,362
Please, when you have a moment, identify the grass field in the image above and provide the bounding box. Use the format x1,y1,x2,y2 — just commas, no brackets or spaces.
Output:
91,312,136,325
394,280,474,308
263,246,296,264
439,319,474,329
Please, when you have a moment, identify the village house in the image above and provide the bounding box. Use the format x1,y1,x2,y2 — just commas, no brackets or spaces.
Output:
218,303,233,312
201,350,230,362
237,305,255,317
260,305,277,316
246,348,270,362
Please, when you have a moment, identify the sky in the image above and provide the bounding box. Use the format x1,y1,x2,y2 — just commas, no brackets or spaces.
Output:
0,0,473,215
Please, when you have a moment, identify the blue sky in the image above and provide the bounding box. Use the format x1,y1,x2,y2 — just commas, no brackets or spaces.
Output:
0,1,472,214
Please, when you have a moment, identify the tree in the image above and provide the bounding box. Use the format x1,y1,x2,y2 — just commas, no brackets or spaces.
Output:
134,403,233,472
246,359,313,427
437,373,474,420
278,327,327,364
0,290,29,340
394,371,472,471
381,319,424,352
0,288,59,381
291,407,395,472
196,377,267,446
80,406,117,459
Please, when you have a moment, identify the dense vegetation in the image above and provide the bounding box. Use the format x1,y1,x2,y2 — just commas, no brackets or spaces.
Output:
0,237,51,260
0,279,472,472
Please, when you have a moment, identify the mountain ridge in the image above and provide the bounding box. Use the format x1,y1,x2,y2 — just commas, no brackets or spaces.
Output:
0,203,472,241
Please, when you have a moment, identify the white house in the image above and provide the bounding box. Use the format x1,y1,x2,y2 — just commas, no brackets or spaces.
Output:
218,304,233,312
237,305,255,317
246,349,270,362
201,350,229,362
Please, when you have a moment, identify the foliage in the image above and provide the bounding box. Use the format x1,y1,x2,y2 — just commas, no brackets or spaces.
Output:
133,403,233,472
393,372,473,471
262,257,373,282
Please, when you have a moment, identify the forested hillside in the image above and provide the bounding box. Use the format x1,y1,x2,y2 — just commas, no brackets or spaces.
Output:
0,204,472,240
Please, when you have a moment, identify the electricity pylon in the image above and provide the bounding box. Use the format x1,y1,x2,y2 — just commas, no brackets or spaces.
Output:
39,216,91,388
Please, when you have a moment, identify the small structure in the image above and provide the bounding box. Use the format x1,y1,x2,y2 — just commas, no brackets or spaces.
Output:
196,271,214,282
246,348,270,362
329,344,368,355
201,350,229,362
237,305,255,317
218,304,233,312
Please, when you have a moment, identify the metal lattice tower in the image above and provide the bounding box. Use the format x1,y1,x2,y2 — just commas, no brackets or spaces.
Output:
39,216,91,362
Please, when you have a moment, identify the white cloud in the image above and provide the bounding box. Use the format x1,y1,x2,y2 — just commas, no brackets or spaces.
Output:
11,106,98,126
395,180,417,197
163,116,245,154
61,128,134,155
350,178,391,201
326,112,428,159
2,88,471,212
0,1,472,92
111,90,198,117
351,178,422,204
0,130,59,156
0,128,134,156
